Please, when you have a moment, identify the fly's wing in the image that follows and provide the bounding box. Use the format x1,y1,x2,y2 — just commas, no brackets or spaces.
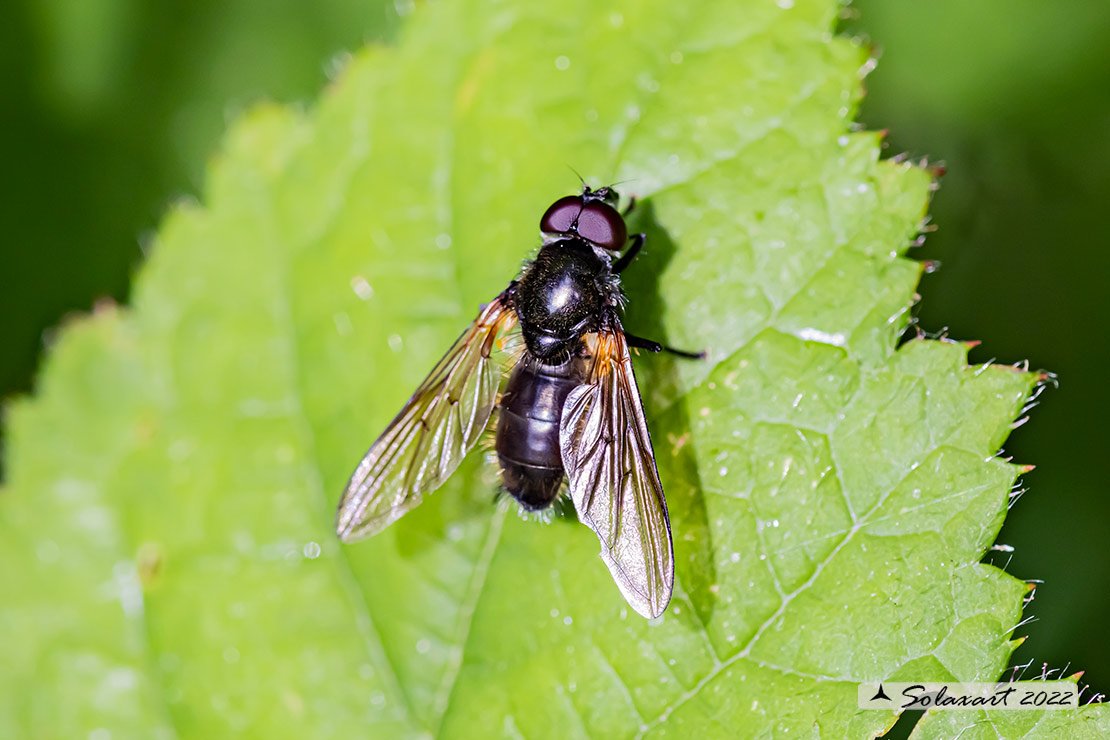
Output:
559,329,674,618
335,294,517,542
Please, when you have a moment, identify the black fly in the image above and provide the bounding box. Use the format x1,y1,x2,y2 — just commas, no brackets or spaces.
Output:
335,185,701,618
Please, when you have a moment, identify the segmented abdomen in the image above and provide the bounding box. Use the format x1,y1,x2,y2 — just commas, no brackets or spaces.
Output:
495,356,584,510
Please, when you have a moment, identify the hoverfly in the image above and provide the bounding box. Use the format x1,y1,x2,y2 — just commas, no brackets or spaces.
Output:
335,185,701,618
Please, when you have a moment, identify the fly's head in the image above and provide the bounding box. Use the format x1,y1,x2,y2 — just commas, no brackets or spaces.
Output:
539,185,627,252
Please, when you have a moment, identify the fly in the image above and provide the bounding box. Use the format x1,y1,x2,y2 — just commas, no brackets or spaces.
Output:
335,185,702,618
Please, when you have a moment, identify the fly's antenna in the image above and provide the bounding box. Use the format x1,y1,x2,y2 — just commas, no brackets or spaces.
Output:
602,177,636,205
567,165,587,191
606,176,636,189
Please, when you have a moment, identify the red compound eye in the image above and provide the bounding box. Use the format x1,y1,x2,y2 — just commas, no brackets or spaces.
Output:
575,201,627,251
540,196,583,235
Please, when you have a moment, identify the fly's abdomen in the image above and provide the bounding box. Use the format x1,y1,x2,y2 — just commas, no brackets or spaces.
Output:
495,357,583,510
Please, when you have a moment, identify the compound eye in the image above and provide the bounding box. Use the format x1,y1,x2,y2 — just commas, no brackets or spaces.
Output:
540,195,583,235
576,201,627,250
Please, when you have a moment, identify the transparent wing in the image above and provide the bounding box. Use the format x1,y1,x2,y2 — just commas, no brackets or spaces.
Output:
559,329,674,618
336,294,517,542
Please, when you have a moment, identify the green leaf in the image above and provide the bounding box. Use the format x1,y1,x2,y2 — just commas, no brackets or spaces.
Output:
2,0,1105,737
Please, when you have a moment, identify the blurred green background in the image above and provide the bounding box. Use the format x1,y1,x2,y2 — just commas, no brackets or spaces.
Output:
2,0,1106,700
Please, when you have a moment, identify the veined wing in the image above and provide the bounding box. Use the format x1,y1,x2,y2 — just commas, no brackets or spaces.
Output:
559,328,674,618
336,294,517,542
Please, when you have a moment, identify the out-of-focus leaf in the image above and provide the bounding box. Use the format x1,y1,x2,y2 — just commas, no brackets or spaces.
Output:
2,0,1105,737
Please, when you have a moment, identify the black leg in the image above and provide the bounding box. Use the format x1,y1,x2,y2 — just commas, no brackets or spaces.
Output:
624,332,705,360
612,233,645,274
622,196,637,217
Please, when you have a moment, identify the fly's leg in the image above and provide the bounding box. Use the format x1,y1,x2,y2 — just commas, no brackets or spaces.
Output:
612,233,645,274
624,332,705,360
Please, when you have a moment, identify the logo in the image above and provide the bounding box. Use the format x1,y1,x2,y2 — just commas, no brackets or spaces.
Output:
858,682,1079,710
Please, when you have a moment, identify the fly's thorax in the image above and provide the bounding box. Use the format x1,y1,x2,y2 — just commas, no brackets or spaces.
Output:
516,239,618,361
